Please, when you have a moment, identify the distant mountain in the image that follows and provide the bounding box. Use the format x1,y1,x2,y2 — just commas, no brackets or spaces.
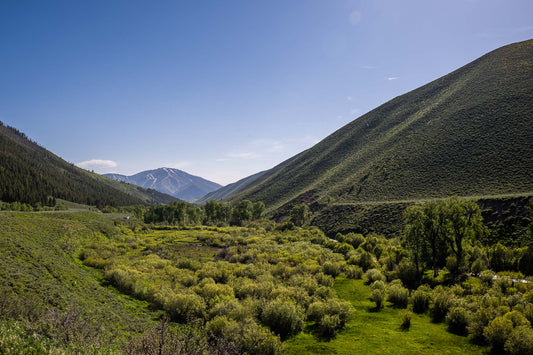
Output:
196,171,266,204
227,40,533,220
0,122,177,206
104,168,222,201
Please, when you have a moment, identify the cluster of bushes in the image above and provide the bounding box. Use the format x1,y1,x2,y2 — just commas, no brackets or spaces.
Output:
81,225,354,346
0,200,66,211
141,200,266,227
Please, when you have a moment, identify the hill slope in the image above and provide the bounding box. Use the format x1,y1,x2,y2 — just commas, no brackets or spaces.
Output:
104,167,222,200
196,170,266,204
0,123,176,206
228,40,533,215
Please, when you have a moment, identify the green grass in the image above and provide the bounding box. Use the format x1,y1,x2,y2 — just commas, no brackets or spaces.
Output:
285,278,487,354
0,212,160,351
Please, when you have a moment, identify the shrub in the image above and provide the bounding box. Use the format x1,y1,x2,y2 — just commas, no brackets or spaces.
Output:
315,272,334,287
484,316,514,352
344,265,363,279
504,325,533,355
388,283,409,308
471,258,488,275
365,268,385,284
504,310,531,328
397,259,419,289
400,310,412,330
358,251,375,270
370,289,386,310
322,261,341,277
261,299,304,338
370,280,386,292
207,317,284,355
493,276,512,294
307,299,351,328
479,270,496,285
314,286,335,300
445,306,471,335
467,308,495,344
411,285,431,314
318,314,341,338
167,293,206,322
430,287,453,323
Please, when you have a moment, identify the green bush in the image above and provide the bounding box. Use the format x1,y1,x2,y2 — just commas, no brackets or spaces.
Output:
480,270,496,285
365,268,385,284
397,259,419,289
167,292,206,322
261,298,304,338
467,307,495,344
430,287,453,323
484,316,514,351
315,272,334,287
400,310,412,330
370,289,386,310
318,314,341,338
411,285,431,314
344,265,363,279
322,261,341,277
504,325,533,355
370,280,386,292
446,306,471,335
388,283,409,308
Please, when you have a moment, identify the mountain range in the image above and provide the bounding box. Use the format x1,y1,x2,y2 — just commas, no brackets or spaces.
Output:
104,168,222,201
216,39,533,228
0,123,176,206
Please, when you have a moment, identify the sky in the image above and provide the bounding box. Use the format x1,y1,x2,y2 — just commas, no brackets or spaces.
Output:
1,0,532,186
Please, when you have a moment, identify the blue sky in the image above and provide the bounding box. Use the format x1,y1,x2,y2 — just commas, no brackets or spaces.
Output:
1,0,532,185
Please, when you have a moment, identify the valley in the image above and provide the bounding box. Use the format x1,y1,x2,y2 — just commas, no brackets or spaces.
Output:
1,33,533,354
5,209,529,354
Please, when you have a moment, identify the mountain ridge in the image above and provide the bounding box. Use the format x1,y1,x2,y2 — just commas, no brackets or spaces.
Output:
226,40,533,218
104,167,222,201
0,122,177,206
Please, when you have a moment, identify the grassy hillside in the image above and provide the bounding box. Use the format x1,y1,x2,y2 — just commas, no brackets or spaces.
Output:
229,40,533,215
0,212,158,352
308,194,533,240
196,170,266,204
0,122,176,206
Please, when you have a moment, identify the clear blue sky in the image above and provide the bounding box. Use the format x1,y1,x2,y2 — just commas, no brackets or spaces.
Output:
1,0,532,185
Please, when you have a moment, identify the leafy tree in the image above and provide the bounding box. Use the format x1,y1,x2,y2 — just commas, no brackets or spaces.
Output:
231,200,253,226
441,197,483,272
290,203,310,227
252,201,266,220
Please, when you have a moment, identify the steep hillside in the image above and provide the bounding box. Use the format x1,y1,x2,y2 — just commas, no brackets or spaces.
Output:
0,123,176,206
196,170,266,204
229,40,533,215
105,167,221,201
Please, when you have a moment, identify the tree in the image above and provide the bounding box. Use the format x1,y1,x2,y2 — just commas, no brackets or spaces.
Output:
404,201,447,277
441,197,483,273
403,197,482,277
252,201,265,220
290,203,310,227
231,200,253,226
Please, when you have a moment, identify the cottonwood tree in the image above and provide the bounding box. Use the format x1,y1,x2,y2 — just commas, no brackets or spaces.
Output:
404,197,483,277
290,203,310,227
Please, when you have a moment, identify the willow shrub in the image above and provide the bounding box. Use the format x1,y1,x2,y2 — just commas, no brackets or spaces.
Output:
261,298,304,338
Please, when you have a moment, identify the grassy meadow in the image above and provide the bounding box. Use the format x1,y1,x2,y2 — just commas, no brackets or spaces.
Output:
1,208,532,354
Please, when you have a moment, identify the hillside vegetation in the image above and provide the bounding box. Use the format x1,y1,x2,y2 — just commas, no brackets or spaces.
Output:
2,198,533,354
228,40,533,217
0,122,176,207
